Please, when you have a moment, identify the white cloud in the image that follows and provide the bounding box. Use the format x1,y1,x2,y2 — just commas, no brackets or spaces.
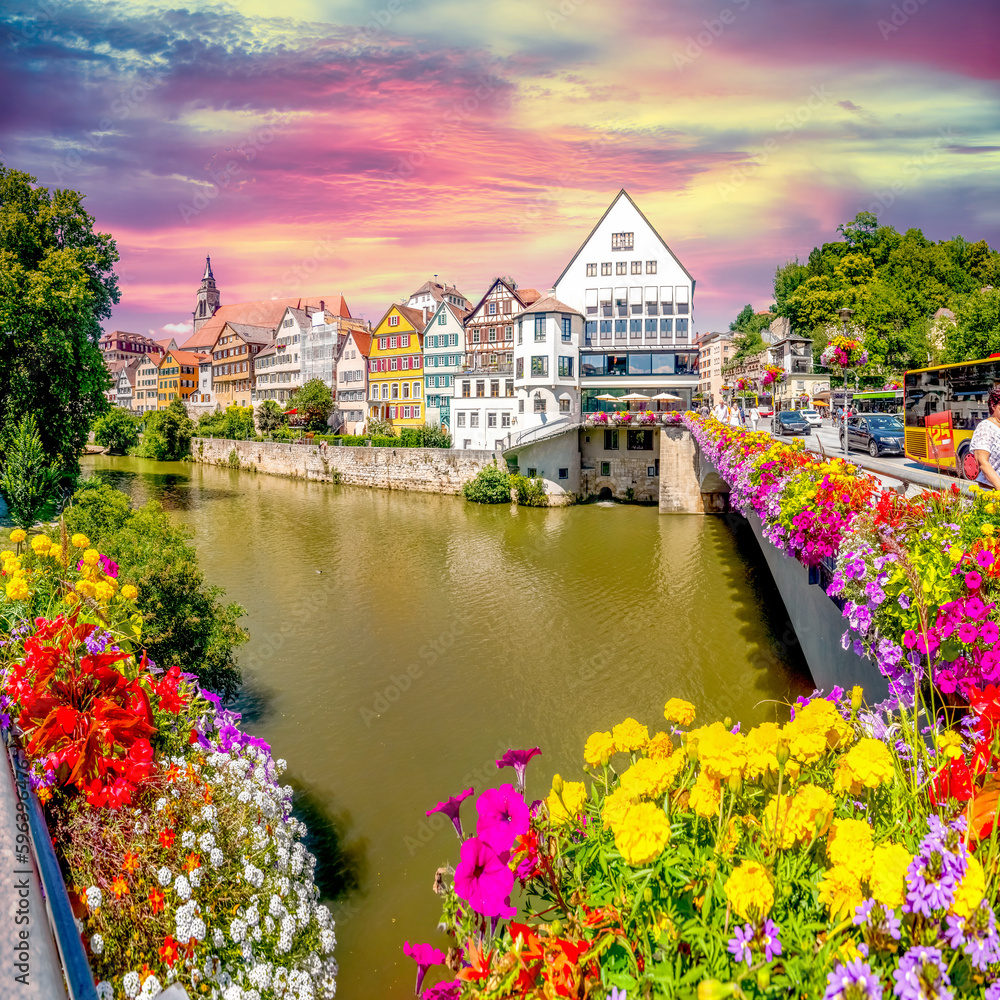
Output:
162,321,193,335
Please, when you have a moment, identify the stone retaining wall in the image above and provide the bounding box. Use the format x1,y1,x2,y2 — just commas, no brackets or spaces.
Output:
191,438,503,494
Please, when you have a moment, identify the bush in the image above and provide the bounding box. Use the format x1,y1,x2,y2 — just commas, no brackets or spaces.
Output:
0,414,63,527
223,404,255,440
93,407,140,455
366,416,395,438
134,399,194,461
63,482,246,700
512,473,549,506
288,379,334,430
399,423,452,448
256,399,287,432
462,465,512,504
196,411,227,437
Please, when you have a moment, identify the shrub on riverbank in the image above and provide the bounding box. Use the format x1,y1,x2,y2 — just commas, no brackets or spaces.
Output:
411,688,1000,998
93,408,141,455
0,530,337,998
135,400,195,461
462,465,512,504
511,473,548,507
62,482,246,700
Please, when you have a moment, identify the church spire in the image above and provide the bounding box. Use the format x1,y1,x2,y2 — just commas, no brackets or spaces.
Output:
193,255,221,333
203,255,214,280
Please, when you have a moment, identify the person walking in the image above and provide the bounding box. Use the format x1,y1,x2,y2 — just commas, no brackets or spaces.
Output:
972,384,1000,490
749,404,760,432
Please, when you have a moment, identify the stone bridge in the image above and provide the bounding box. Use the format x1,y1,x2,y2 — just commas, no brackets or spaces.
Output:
658,426,730,514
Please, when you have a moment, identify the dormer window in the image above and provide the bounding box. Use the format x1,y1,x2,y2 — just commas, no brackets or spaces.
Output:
388,314,399,327
611,232,634,251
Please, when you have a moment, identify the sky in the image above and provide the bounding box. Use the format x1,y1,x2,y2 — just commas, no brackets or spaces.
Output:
2,0,999,340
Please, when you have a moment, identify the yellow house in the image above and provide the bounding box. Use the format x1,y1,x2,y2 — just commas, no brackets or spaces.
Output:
158,350,207,409
368,304,428,428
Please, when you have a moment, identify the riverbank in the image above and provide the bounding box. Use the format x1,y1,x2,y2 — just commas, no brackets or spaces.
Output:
191,436,510,497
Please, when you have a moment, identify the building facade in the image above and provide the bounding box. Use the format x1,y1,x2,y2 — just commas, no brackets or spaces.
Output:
463,278,540,377
406,278,471,314
133,355,160,412
423,300,468,431
553,190,698,412
695,332,734,404
209,323,271,408
158,349,205,408
115,359,140,410
99,330,165,364
367,305,427,429
334,329,371,434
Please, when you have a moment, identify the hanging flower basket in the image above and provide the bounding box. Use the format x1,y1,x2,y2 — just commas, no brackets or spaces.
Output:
760,365,786,388
821,335,869,370
636,411,657,426
734,376,756,396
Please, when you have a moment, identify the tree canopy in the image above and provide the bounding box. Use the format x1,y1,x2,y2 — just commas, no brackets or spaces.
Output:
0,163,120,472
289,378,334,430
772,211,1000,369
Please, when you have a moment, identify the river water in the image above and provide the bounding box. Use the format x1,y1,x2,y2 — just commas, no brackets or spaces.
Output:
81,455,811,999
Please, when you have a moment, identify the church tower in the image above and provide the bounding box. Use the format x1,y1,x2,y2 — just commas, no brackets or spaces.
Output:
193,256,221,333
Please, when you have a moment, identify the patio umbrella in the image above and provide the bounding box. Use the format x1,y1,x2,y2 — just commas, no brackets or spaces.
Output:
595,393,620,401
619,392,651,401
649,392,682,401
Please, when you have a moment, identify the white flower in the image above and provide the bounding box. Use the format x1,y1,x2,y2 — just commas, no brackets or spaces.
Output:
229,918,247,944
181,830,196,849
157,867,172,887
154,797,167,812
189,867,202,888
74,917,82,933
198,831,216,852
264,915,275,935
248,963,273,990
243,863,264,889
320,928,336,953
123,971,140,998
140,974,161,998
90,933,104,955
212,928,225,949
276,758,287,774
85,885,102,911
238,789,251,803
223,986,244,1000
251,925,262,942
210,847,224,868
201,804,217,824
190,917,206,941
96,982,113,1000
174,874,191,901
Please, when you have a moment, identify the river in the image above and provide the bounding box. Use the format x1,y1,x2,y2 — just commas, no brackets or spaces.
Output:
80,455,811,999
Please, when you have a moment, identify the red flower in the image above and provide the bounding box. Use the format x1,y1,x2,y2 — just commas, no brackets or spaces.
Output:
122,852,140,874
932,757,973,804
110,875,129,898
148,887,165,914
183,852,201,872
159,828,175,849
158,935,180,966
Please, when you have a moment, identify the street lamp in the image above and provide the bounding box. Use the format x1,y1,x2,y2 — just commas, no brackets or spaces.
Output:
837,308,856,456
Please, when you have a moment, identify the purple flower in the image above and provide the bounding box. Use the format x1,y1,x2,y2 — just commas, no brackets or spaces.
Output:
898,592,911,610
608,989,628,1000
454,837,515,918
981,620,1000,645
727,923,753,966
99,555,118,578
427,788,474,839
986,984,1000,1000
476,784,530,854
495,748,541,795
421,981,460,1000
947,902,1000,971
84,629,112,655
761,919,782,962
854,898,902,941
404,941,445,996
903,822,966,918
825,958,883,999
892,946,950,1000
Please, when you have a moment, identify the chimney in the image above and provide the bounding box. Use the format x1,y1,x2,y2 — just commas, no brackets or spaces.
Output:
319,299,325,312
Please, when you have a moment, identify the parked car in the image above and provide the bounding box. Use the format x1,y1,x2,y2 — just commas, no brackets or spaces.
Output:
772,410,812,436
799,408,823,427
839,415,905,457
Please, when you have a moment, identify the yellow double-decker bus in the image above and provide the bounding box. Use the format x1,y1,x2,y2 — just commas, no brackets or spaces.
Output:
904,356,1000,477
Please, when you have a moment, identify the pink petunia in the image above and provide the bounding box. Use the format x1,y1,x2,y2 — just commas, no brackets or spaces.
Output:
453,837,515,918
403,941,445,996
476,784,530,855
980,621,1000,645
966,571,983,591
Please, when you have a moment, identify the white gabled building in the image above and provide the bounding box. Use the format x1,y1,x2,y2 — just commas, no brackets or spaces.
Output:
423,299,469,433
334,328,372,435
553,189,698,413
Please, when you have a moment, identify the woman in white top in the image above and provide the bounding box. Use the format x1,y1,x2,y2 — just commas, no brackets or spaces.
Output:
973,385,1000,490
749,405,761,431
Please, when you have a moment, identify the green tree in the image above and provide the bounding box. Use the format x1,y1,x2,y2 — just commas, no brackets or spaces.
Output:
256,400,287,433
222,404,255,440
366,416,395,438
92,407,139,455
288,379,333,430
136,399,194,460
64,481,246,699
944,288,1000,362
723,328,767,375
462,465,512,503
0,415,62,528
0,164,120,472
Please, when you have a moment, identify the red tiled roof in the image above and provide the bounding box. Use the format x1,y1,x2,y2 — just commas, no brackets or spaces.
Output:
347,330,373,357
180,295,351,350
516,295,583,316
167,349,210,366
394,303,429,329
518,288,542,306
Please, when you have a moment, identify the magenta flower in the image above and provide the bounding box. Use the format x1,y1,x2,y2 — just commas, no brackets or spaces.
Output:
427,787,474,839
981,621,1000,645
476,784,530,854
967,571,983,591
422,982,461,1000
403,941,445,996
978,550,995,569
495,747,541,794
454,836,515,918
959,621,980,644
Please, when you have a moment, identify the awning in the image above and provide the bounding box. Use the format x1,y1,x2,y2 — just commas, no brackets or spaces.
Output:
284,408,298,414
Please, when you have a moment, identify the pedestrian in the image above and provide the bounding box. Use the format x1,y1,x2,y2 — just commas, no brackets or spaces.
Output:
972,384,1000,490
749,404,760,432
713,400,727,422
738,403,746,427
728,402,742,427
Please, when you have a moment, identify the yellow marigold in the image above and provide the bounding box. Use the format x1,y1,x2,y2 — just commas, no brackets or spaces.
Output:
646,732,675,760
9,529,26,543
688,722,745,782
869,842,912,909
688,771,721,818
786,783,835,845
120,584,139,601
784,698,852,763
619,756,682,800
763,793,795,849
71,533,90,549
93,581,113,603
601,787,637,831
951,855,985,919
5,577,29,601
546,777,587,826
827,818,874,879
936,731,963,761
584,731,616,767
0,550,13,561
818,864,863,920
743,722,802,782
82,548,101,567
612,718,650,754
724,860,774,920
75,580,96,598
3,558,21,574
64,592,79,606
833,739,894,796
613,801,672,866
664,698,696,726
49,545,63,562
30,535,51,553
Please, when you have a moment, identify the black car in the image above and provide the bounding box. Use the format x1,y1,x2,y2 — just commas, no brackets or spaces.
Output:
772,410,812,436
839,415,905,457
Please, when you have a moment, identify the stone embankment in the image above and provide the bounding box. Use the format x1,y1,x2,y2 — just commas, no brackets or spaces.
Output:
192,438,503,494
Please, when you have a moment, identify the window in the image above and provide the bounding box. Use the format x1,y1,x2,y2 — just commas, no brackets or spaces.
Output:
413,404,420,419
646,260,657,274
518,399,524,413
504,325,513,338
403,405,411,419
488,301,496,315
586,263,597,276
391,383,399,400
457,412,466,427
531,356,548,377
389,315,399,327
585,320,597,340
533,396,546,412
502,413,511,427
559,398,571,413
472,330,481,343
558,356,574,377
488,327,497,342
630,319,642,336
413,355,421,368
413,382,421,398
661,318,673,334
390,357,398,371
476,380,485,397
561,317,572,342
534,315,546,341
517,322,522,345
601,461,611,476
516,357,524,378
505,380,514,397
604,429,619,450
630,260,642,274
558,468,568,479
676,318,689,335
470,412,480,427
451,333,458,346
601,262,612,276
490,380,499,397
401,356,410,369
462,380,471,398
438,312,446,325
645,319,657,333
627,429,654,451
600,320,612,336
402,383,410,399
616,261,628,275
612,232,634,250
487,412,497,428
615,320,627,337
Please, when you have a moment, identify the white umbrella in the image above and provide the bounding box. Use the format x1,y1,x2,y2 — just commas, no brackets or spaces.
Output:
595,393,620,401
619,392,651,401
649,392,682,401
